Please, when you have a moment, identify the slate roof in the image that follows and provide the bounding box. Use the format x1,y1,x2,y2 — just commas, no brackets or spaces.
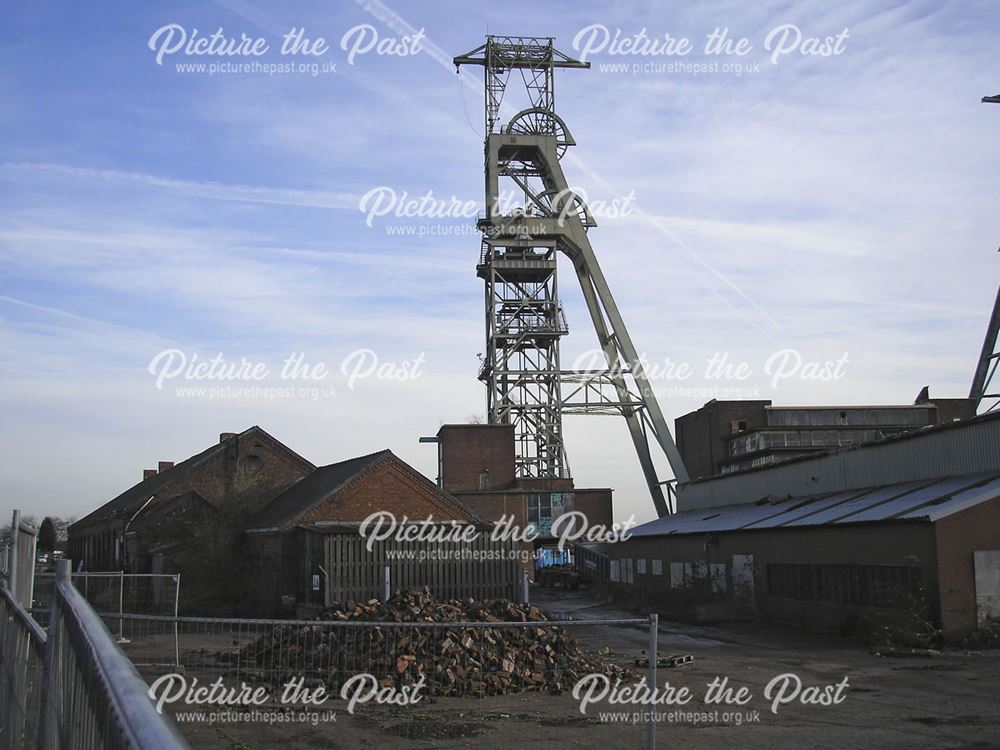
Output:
247,449,488,531
71,426,314,529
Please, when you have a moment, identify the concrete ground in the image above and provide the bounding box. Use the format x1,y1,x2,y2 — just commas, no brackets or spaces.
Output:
161,587,1000,749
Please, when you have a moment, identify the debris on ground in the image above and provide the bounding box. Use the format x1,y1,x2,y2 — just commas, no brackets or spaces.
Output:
229,588,636,697
634,653,694,668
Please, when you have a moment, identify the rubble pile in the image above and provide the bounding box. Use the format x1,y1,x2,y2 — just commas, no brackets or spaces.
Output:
234,588,634,696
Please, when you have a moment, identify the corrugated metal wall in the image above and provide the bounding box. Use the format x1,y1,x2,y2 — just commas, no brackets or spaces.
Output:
678,414,1000,510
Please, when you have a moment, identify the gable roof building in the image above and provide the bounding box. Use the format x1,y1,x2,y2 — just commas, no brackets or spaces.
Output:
69,431,519,615
244,449,512,615
69,426,315,572
247,449,489,532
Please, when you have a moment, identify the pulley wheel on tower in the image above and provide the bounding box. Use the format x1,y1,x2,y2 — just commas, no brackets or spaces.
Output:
534,188,596,231
505,107,576,158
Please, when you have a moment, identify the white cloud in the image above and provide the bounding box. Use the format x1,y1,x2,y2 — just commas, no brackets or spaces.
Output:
1,0,998,525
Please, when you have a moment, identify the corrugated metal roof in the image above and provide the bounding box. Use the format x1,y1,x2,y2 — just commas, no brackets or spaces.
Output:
629,470,1000,538
743,487,889,529
897,475,1000,523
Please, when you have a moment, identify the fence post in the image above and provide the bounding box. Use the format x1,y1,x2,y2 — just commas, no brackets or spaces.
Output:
382,566,391,602
173,574,180,668
521,569,530,605
647,613,658,750
9,510,19,600
117,571,124,639
23,528,36,609
37,559,71,750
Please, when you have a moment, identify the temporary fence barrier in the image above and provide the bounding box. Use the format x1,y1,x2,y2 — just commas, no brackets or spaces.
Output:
0,539,189,750
100,610,661,748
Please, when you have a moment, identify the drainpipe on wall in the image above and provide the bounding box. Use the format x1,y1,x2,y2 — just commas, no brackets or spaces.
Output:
122,495,156,572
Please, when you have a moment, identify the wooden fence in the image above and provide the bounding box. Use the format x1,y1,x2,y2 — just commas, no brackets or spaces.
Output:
322,530,520,604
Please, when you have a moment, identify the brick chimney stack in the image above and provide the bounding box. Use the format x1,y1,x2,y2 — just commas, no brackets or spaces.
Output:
158,461,174,472
143,469,157,480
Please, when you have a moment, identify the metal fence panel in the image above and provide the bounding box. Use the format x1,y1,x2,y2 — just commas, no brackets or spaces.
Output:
101,611,657,747
8,510,38,609
0,585,46,750
38,561,190,749
0,514,659,748
32,572,180,631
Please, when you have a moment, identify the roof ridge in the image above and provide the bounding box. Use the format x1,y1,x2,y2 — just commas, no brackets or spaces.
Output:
315,448,392,470
72,427,314,529
241,426,317,471
247,450,393,530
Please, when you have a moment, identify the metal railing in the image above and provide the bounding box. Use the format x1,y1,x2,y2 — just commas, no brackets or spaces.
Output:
98,610,661,747
0,506,666,748
0,584,46,749
6,510,38,609
37,560,190,749
0,545,189,750
32,572,180,633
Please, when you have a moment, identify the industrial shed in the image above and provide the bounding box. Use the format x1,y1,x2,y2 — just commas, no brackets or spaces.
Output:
245,449,520,614
609,412,1000,640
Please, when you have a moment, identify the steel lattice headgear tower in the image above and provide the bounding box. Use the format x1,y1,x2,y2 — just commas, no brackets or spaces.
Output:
970,285,1000,413
455,36,690,516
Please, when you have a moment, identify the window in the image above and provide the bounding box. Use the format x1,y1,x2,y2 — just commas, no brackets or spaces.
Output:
478,470,490,490
766,563,923,607
669,562,685,588
527,493,554,533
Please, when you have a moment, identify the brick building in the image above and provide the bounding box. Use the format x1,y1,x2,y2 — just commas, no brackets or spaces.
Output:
68,426,314,573
244,449,517,614
676,391,976,480
70,431,523,615
431,424,614,573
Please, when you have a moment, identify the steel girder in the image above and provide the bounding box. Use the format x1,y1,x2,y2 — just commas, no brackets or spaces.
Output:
456,37,688,516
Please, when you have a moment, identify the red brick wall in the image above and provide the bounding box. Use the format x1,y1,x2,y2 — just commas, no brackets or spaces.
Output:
514,478,575,492
453,492,527,528
184,430,310,518
935,494,1000,637
573,489,614,529
438,425,516,492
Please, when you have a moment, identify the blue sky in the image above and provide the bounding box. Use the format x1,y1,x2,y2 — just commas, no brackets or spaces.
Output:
1,0,998,527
